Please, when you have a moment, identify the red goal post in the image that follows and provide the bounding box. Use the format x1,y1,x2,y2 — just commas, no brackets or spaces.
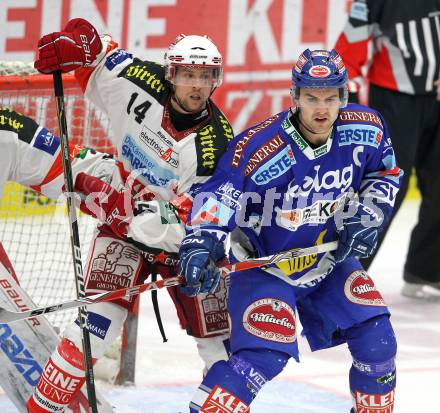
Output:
0,61,137,385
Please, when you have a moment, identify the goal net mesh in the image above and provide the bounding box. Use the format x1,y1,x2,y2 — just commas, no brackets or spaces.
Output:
0,62,115,332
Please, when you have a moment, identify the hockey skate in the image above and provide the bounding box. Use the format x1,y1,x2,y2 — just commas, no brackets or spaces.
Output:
401,270,440,300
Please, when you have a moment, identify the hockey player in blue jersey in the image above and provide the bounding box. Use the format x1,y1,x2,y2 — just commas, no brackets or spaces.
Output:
178,49,403,413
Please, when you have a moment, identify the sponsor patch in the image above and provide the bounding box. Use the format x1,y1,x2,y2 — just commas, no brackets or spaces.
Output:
353,389,395,412
344,270,386,306
250,146,295,185
274,230,326,276
295,52,308,72
276,197,345,232
75,312,111,340
244,134,285,176
309,65,331,78
121,135,178,187
349,1,368,22
200,385,249,413
87,240,139,294
286,164,353,199
33,128,60,155
339,110,383,128
139,125,179,168
195,116,233,176
338,124,382,148
215,181,243,210
119,58,167,96
38,359,83,405
105,49,132,70
243,298,296,343
188,197,235,227
198,277,229,335
231,115,280,167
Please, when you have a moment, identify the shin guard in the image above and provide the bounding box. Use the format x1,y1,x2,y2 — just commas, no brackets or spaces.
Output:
347,315,397,413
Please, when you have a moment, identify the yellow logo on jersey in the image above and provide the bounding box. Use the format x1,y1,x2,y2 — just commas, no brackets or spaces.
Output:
0,111,24,132
275,230,327,276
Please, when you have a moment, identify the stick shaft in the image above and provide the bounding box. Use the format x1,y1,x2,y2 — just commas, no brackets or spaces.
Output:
53,71,98,413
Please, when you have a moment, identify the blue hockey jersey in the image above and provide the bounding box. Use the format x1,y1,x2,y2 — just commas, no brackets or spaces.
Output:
186,104,403,287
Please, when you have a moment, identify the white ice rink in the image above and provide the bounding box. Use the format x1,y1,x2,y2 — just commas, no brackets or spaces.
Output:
1,199,439,412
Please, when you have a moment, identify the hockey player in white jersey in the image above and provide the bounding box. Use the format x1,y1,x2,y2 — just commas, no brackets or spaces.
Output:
29,18,234,412
0,107,117,413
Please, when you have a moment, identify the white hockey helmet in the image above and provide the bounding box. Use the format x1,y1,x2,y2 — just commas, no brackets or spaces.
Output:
164,34,223,88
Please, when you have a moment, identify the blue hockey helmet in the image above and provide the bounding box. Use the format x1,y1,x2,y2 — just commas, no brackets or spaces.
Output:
292,49,348,107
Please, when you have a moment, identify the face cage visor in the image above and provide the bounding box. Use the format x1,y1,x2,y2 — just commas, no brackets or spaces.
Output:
168,65,223,88
293,86,348,109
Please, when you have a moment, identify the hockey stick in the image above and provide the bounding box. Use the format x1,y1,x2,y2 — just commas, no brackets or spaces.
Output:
0,241,337,324
52,71,98,413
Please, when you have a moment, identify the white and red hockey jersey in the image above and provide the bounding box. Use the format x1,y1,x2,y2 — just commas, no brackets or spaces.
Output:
0,107,117,200
74,36,234,201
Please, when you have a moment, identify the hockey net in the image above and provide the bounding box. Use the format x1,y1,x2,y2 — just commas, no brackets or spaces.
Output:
0,61,132,383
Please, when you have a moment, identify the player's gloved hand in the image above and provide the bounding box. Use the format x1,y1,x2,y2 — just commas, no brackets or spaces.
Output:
179,232,226,297
74,172,134,239
334,202,381,263
35,18,102,73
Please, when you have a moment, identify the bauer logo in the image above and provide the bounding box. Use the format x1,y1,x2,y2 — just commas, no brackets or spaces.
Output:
242,298,296,343
0,323,42,386
33,128,60,156
75,312,111,340
344,270,386,306
105,49,133,71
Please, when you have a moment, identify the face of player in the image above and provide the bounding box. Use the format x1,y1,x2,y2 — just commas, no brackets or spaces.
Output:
171,67,217,113
295,88,341,144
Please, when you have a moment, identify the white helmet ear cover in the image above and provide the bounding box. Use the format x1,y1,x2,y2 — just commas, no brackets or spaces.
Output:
164,34,223,87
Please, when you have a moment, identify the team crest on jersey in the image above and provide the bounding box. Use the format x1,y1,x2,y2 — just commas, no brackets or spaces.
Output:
344,270,386,306
242,298,296,343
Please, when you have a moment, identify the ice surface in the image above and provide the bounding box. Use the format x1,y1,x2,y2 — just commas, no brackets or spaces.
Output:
1,200,439,412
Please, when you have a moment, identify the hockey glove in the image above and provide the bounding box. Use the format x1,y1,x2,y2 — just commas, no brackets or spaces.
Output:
74,172,134,239
35,18,102,73
179,232,226,297
334,201,382,263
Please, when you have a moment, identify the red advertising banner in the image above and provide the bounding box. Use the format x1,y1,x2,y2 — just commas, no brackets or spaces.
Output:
0,0,352,131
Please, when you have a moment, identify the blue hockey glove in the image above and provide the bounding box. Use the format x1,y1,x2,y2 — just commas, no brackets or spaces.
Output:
179,232,226,297
334,202,381,263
